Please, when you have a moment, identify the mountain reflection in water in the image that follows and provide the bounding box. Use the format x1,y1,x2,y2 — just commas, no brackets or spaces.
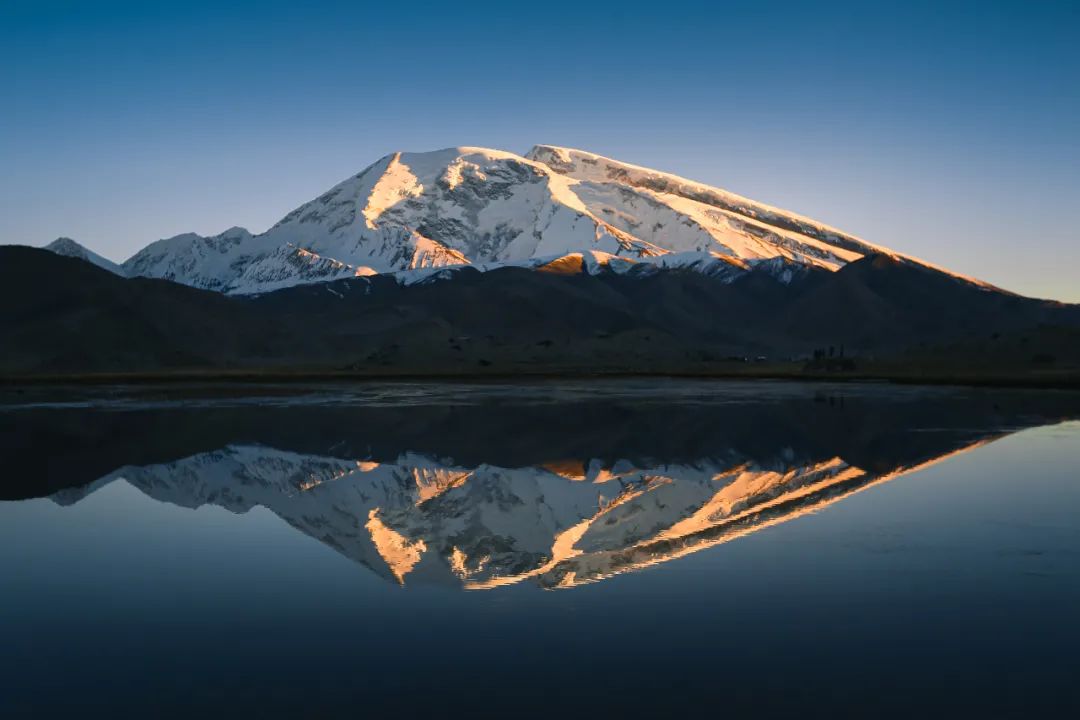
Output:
51,443,990,590
8,380,1078,591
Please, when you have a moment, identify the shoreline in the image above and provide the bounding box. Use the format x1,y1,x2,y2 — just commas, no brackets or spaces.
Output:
2,365,1078,391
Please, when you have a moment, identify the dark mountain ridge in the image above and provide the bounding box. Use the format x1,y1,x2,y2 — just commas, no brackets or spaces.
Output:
2,246,1078,379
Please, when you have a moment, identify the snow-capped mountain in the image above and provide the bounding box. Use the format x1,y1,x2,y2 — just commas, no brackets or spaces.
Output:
43,145,982,295
44,237,124,275
51,440,986,589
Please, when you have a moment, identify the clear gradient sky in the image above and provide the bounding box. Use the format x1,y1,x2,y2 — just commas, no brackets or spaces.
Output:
2,0,1078,300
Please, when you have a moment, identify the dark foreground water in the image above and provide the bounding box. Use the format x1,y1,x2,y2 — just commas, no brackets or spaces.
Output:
2,380,1079,718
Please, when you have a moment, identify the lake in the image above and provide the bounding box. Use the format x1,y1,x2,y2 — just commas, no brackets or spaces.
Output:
2,380,1079,717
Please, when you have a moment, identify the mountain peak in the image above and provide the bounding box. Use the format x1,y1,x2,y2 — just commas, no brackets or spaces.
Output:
47,144,989,295
44,237,123,275
45,236,84,254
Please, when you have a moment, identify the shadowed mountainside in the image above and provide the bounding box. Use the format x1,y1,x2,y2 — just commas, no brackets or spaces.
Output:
2,246,1079,379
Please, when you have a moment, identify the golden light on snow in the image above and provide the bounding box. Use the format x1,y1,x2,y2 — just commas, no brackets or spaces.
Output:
365,508,427,584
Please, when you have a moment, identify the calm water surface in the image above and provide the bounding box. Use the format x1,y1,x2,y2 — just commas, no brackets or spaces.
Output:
1,380,1079,718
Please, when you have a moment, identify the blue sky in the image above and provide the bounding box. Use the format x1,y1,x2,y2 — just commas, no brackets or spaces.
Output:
2,0,1078,300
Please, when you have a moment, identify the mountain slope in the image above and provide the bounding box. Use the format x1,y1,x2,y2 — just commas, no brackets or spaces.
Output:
42,144,994,295
44,237,123,275
526,145,996,288
4,246,1078,378
526,145,880,266
0,247,281,372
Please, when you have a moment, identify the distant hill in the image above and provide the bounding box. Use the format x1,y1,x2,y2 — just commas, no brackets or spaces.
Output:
3,245,1078,381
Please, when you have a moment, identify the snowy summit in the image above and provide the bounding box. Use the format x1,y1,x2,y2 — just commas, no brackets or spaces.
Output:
46,145,974,294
